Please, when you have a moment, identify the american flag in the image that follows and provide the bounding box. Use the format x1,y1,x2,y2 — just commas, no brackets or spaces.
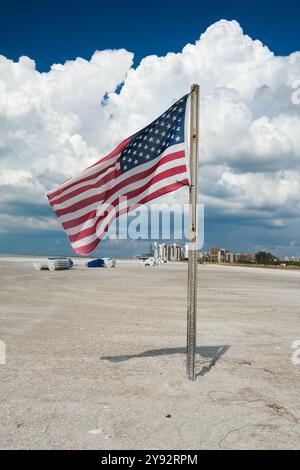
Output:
47,94,190,254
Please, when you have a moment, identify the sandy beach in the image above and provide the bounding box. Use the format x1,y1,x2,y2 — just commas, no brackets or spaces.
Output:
0,257,299,450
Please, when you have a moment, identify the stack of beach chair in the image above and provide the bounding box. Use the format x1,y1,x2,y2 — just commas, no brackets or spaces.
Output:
33,257,73,271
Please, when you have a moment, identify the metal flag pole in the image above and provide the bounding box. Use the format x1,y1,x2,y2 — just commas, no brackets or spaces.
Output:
186,84,200,381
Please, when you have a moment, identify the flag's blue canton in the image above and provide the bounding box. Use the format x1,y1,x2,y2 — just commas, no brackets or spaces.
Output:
120,94,188,174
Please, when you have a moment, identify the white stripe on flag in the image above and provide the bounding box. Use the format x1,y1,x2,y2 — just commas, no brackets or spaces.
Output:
64,152,186,237
70,171,188,250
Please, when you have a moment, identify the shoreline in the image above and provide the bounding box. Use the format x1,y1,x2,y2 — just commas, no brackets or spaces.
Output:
1,255,300,271
201,262,300,271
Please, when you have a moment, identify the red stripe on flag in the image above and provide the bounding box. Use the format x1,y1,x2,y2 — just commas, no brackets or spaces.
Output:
49,166,117,206
87,137,131,168
71,179,189,254
47,160,117,202
47,137,131,201
67,163,187,244
53,151,185,217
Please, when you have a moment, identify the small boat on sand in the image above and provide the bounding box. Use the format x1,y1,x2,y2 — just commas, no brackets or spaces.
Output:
86,258,116,268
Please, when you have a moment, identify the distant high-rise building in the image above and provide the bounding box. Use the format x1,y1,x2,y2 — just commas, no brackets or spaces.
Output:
150,242,183,262
209,247,230,263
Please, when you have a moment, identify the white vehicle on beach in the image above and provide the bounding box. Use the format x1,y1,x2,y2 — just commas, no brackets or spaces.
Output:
142,257,167,267
143,257,156,267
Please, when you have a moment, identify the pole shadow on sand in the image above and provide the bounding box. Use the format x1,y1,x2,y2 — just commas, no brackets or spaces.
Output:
101,345,230,377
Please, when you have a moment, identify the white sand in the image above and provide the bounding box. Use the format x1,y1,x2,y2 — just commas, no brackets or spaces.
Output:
0,257,299,449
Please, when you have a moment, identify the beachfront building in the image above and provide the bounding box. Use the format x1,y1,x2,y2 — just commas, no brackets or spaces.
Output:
205,249,257,264
150,242,159,259
167,243,184,261
239,253,257,264
148,244,257,264
209,247,231,263
150,242,184,262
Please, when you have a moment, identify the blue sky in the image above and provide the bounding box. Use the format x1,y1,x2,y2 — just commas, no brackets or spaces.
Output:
1,0,299,71
0,1,300,257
